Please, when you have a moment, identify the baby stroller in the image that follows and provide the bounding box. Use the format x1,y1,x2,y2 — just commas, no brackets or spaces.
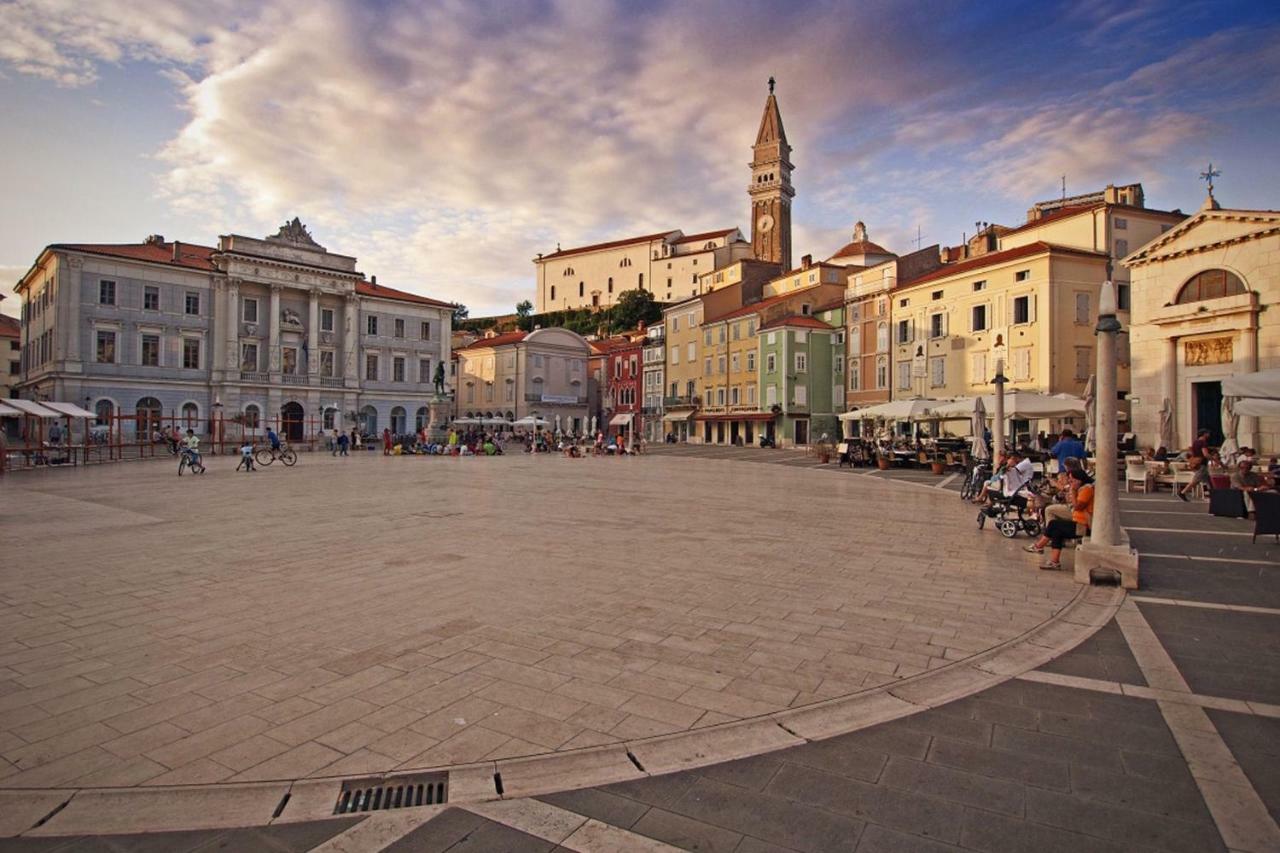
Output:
977,488,1043,539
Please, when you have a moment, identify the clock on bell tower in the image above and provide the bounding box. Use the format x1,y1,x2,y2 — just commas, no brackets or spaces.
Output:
749,76,794,271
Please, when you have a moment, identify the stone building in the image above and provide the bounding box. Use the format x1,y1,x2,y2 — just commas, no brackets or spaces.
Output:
453,328,593,433
13,220,453,440
0,313,19,399
1125,193,1279,453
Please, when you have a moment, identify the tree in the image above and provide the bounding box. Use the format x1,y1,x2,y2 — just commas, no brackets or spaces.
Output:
610,289,661,332
451,303,469,324
515,300,533,318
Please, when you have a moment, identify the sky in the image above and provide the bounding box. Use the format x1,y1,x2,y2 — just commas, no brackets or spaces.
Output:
1,0,1278,318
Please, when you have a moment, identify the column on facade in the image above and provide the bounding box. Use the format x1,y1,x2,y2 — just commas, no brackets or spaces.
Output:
308,288,320,376
225,279,240,372
1161,336,1177,447
342,293,359,384
268,284,282,373
60,260,81,363
1239,318,1259,449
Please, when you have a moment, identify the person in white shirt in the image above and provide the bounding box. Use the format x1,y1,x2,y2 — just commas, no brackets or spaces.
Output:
1000,450,1036,498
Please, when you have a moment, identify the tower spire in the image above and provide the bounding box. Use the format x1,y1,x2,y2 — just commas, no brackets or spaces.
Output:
748,78,794,271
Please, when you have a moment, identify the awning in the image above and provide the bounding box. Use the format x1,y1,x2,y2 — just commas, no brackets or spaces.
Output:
695,412,776,422
42,402,98,418
662,412,694,422
3,399,61,418
609,413,632,427
838,399,943,421
0,402,24,417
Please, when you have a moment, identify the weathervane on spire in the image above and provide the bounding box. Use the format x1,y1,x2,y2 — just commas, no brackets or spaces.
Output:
1200,162,1221,197
768,76,775,95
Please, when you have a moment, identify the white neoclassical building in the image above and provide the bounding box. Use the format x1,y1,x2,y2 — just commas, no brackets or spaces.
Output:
1125,194,1280,453
14,219,453,440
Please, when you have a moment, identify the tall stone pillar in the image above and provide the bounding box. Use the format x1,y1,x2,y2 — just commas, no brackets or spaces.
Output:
268,284,282,374
308,288,320,377
225,279,240,373
1239,319,1259,450
342,293,359,387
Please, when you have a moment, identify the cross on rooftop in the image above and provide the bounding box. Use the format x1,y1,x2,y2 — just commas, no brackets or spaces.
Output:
1200,162,1221,195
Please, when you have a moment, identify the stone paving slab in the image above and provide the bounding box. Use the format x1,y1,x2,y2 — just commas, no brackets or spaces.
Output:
0,452,1077,792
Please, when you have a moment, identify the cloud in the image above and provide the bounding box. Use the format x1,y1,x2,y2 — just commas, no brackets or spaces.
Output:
1,0,1277,313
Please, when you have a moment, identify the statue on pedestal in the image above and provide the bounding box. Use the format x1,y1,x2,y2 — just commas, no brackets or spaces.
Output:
433,362,447,396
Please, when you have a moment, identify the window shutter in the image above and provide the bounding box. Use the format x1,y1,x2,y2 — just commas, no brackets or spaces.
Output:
1028,294,1037,324
941,312,949,337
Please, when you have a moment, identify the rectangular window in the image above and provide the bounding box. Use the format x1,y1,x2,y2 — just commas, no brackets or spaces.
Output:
1013,347,1032,381
1075,292,1090,324
241,343,258,372
732,323,741,341
1116,238,1129,256
849,359,860,391
321,308,335,332
730,387,739,405
746,351,756,372
704,357,712,376
420,321,431,340
794,384,807,406
747,319,756,336
876,360,888,389
896,319,912,344
182,337,200,369
394,318,405,338
243,297,258,323
367,316,378,336
1075,347,1091,380
393,356,406,382
972,280,986,292
366,353,379,381
669,345,679,365
95,330,116,363
717,355,726,373
931,290,943,301
99,280,116,305
185,291,200,315
876,324,889,351
766,384,777,407
731,353,740,372
1013,295,1031,324
282,346,297,375
834,357,843,375
971,304,987,332
1014,270,1030,282
1117,283,1131,311
766,353,776,373
321,350,335,377
687,311,695,327
687,342,695,361
930,312,945,338
971,352,987,386
795,352,807,372
419,358,431,382
718,327,726,343
704,330,712,345
144,286,160,311
897,361,912,390
671,316,679,332
748,385,756,404
141,334,160,367
1114,217,1128,230
930,356,945,387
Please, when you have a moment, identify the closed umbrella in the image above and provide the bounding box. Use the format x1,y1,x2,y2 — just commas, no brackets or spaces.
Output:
1219,397,1240,459
1158,397,1175,450
554,414,562,436
970,397,989,461
1082,375,1097,454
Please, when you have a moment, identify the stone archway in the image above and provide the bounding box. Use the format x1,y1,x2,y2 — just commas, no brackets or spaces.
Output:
281,401,305,442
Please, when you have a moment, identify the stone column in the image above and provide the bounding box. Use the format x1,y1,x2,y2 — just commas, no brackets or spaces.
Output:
61,258,82,363
992,359,1007,457
268,284,282,374
342,293,359,387
1077,281,1138,588
225,279,240,373
308,288,320,377
1160,336,1177,443
1238,318,1259,450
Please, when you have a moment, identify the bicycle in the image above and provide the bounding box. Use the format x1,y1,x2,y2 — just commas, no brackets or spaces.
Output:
959,461,991,502
255,443,298,467
178,447,206,476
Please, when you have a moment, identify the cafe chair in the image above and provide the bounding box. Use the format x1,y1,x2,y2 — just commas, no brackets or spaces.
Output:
1125,460,1152,493
1209,488,1248,519
1252,491,1280,544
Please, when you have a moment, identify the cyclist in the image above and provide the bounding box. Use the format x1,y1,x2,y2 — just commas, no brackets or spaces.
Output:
181,428,202,469
266,426,282,455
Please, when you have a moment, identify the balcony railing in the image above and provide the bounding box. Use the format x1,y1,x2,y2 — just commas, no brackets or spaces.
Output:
320,377,344,388
663,395,700,407
281,374,308,386
240,371,268,383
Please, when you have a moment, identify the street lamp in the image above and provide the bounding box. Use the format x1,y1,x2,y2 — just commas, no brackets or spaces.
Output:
211,397,223,454
991,358,1007,458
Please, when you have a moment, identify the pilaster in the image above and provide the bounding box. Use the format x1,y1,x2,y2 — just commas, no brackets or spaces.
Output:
268,284,282,376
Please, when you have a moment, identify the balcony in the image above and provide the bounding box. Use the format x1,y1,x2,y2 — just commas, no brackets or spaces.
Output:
664,394,700,407
320,376,344,388
240,371,268,383
281,374,308,386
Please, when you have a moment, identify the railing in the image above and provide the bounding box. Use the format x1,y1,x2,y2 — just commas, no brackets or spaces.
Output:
320,377,344,388
240,371,268,382
281,374,308,386
663,395,700,406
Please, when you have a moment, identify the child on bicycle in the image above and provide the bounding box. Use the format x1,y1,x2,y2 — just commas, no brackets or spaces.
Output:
237,440,255,472
182,429,202,468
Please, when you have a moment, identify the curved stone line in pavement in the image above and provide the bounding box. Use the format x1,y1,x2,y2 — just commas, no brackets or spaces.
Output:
9,583,1124,838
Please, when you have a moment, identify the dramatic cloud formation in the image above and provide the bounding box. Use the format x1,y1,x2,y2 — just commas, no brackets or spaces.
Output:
1,0,1278,314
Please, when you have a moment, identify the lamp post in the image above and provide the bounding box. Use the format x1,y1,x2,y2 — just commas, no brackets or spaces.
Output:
211,397,223,455
1090,280,1121,548
992,358,1007,458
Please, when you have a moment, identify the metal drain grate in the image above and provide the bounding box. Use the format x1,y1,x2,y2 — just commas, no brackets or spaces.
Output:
333,772,448,815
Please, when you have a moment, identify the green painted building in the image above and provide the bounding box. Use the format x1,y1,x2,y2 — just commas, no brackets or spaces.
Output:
757,314,840,446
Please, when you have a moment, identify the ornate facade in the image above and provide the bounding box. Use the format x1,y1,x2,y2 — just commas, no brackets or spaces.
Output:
749,78,794,271
14,220,453,439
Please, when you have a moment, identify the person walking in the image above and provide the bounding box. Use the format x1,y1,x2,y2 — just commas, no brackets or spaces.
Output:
351,427,361,450
1178,428,1212,501
382,427,392,456
236,440,255,472
331,428,340,456
337,430,349,456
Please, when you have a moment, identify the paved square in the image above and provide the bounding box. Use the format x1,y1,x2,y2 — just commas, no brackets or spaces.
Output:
0,451,1077,788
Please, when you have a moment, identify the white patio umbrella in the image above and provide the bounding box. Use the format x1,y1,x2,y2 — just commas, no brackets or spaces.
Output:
1219,396,1240,459
513,416,549,428
1082,375,1097,454
1223,367,1280,417
554,414,562,435
1158,397,1175,450
969,397,989,462
837,399,939,421
589,415,597,435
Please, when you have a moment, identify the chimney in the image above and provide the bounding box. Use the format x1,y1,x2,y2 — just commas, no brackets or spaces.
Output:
801,254,812,269
370,275,377,286
145,234,164,246
171,240,181,261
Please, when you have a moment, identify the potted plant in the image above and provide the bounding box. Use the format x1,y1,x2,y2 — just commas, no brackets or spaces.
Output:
876,446,892,470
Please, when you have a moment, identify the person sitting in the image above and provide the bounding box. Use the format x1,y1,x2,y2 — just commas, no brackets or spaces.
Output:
482,438,497,456
266,426,281,454
1231,460,1270,514
1153,446,1169,462
1025,468,1094,570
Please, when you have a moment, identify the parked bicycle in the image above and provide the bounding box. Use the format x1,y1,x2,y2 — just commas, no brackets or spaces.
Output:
254,443,298,467
178,447,206,476
959,460,991,502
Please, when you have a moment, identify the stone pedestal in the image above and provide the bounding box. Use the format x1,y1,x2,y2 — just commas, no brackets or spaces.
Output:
1076,532,1139,590
426,396,451,440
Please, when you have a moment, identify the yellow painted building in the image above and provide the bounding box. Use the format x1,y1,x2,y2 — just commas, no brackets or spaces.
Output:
889,242,1110,406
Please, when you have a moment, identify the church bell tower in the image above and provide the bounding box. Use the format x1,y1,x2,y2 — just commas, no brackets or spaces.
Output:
749,77,794,270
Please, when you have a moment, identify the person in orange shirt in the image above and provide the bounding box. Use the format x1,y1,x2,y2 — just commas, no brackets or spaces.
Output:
1024,469,1094,571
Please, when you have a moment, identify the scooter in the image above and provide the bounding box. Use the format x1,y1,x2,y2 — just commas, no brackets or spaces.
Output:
759,435,776,449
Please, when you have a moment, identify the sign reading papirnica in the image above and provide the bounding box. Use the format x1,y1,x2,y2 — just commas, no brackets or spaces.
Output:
1184,337,1233,367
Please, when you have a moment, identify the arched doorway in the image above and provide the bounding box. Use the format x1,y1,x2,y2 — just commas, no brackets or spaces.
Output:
390,406,406,435
181,402,199,430
94,399,113,425
415,407,429,431
359,405,377,436
281,402,305,441
136,397,162,438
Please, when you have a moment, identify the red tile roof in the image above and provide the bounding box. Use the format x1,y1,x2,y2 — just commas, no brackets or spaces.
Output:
996,204,1102,238
536,231,676,261
899,241,1105,289
356,281,453,308
706,285,825,323
455,331,528,351
760,314,833,331
829,239,892,260
0,314,19,337
53,240,218,271
673,228,738,245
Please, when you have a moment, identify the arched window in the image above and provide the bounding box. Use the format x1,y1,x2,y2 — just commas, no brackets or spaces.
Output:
1174,269,1245,304
243,404,261,429
608,277,613,293
136,397,162,436
415,406,428,430
704,242,715,250
359,405,377,434
550,285,556,301
181,402,199,428
638,273,644,289
323,407,337,430
94,399,114,425
390,406,406,434
579,282,584,297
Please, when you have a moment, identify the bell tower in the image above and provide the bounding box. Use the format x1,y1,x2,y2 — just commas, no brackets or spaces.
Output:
749,77,794,270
